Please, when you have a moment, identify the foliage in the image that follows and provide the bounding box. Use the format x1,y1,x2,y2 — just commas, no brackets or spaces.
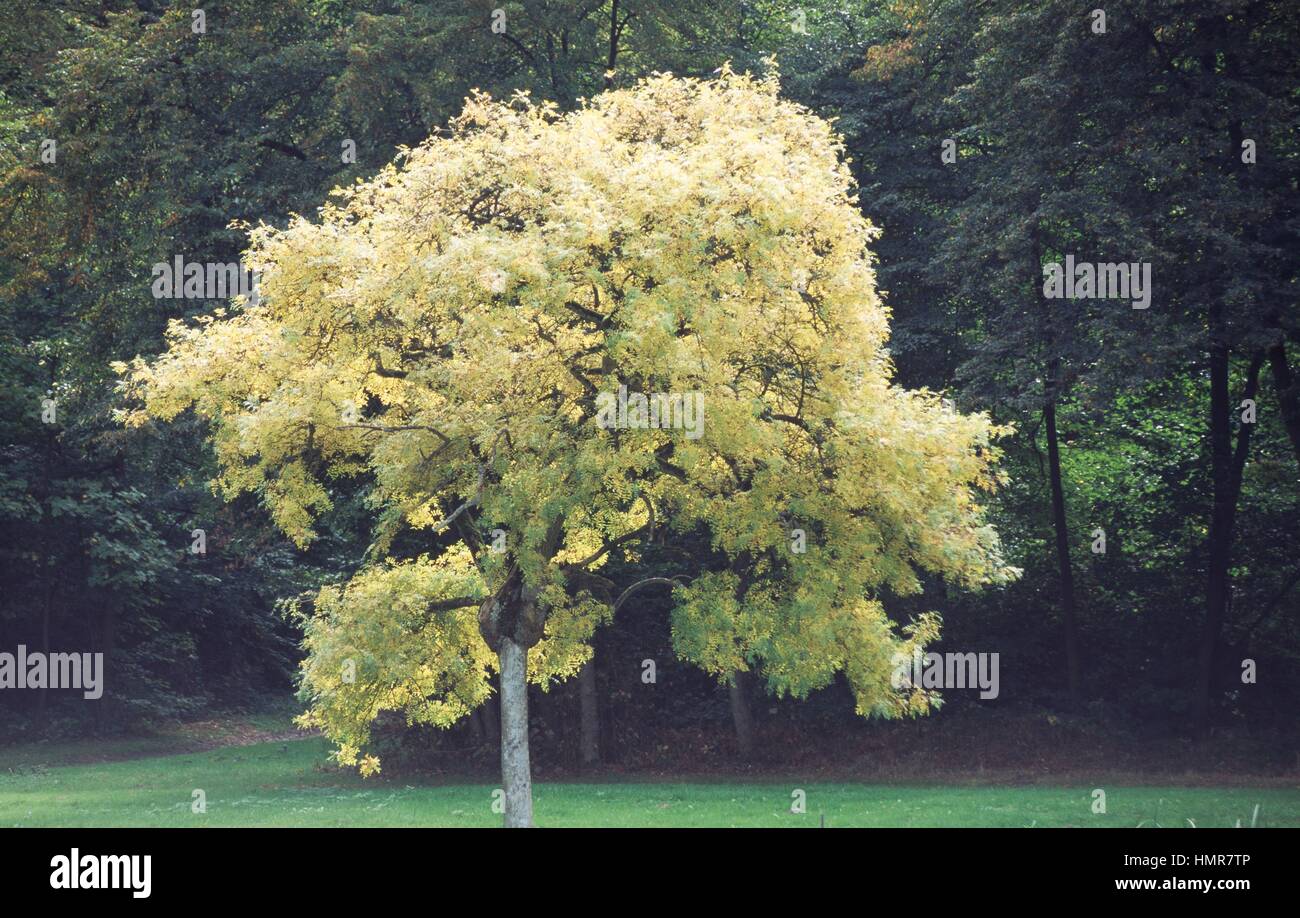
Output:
119,68,1015,766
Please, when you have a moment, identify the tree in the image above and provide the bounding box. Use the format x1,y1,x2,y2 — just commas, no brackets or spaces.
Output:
838,0,1300,721
118,68,1016,826
0,1,340,733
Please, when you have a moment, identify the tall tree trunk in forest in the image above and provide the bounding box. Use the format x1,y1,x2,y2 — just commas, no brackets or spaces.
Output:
37,417,55,718
1199,340,1233,728
1032,224,1083,709
578,656,600,766
1043,398,1082,708
37,573,52,717
1267,340,1300,464
94,598,116,729
1196,341,1263,728
498,636,533,827
729,669,755,758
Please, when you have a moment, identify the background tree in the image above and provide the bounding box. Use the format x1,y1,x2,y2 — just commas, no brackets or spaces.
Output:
830,0,1299,720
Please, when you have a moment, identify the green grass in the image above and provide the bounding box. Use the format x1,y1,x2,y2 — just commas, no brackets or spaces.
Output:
2,736,1297,827
0,704,303,771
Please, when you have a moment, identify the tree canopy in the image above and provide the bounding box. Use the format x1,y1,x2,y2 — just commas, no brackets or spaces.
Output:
118,68,1015,814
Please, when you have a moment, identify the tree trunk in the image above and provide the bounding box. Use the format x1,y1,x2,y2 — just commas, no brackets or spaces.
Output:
1043,400,1082,707
480,693,500,748
1197,341,1233,728
578,656,601,766
498,636,533,827
94,598,116,729
37,572,52,716
729,669,755,758
1267,340,1300,464
1195,347,1263,727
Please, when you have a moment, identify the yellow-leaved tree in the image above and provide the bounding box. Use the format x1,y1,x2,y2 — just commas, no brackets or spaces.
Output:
117,66,1016,827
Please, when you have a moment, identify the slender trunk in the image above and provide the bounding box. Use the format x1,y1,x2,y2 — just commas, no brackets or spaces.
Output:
481,693,500,747
1031,225,1082,707
37,433,54,717
729,670,755,758
102,601,116,670
1194,23,1259,728
37,577,51,716
1043,399,1082,707
481,524,562,828
1197,341,1233,728
1196,347,1263,727
578,656,600,766
95,599,116,729
498,637,533,827
1267,341,1300,464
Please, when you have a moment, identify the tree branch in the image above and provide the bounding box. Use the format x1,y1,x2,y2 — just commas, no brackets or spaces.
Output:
564,493,655,571
258,138,308,161
371,355,408,379
426,595,486,615
338,422,452,446
612,576,685,614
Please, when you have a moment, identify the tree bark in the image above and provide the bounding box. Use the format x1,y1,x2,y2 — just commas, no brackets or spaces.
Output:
578,656,601,766
1043,399,1082,707
729,669,755,758
479,524,563,828
498,637,533,827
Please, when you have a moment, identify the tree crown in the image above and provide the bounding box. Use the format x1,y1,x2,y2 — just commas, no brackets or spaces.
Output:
118,67,1015,771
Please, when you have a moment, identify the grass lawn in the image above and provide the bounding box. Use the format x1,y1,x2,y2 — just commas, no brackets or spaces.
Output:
2,735,1297,827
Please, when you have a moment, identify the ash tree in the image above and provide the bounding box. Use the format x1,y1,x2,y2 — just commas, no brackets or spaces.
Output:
117,67,1016,827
